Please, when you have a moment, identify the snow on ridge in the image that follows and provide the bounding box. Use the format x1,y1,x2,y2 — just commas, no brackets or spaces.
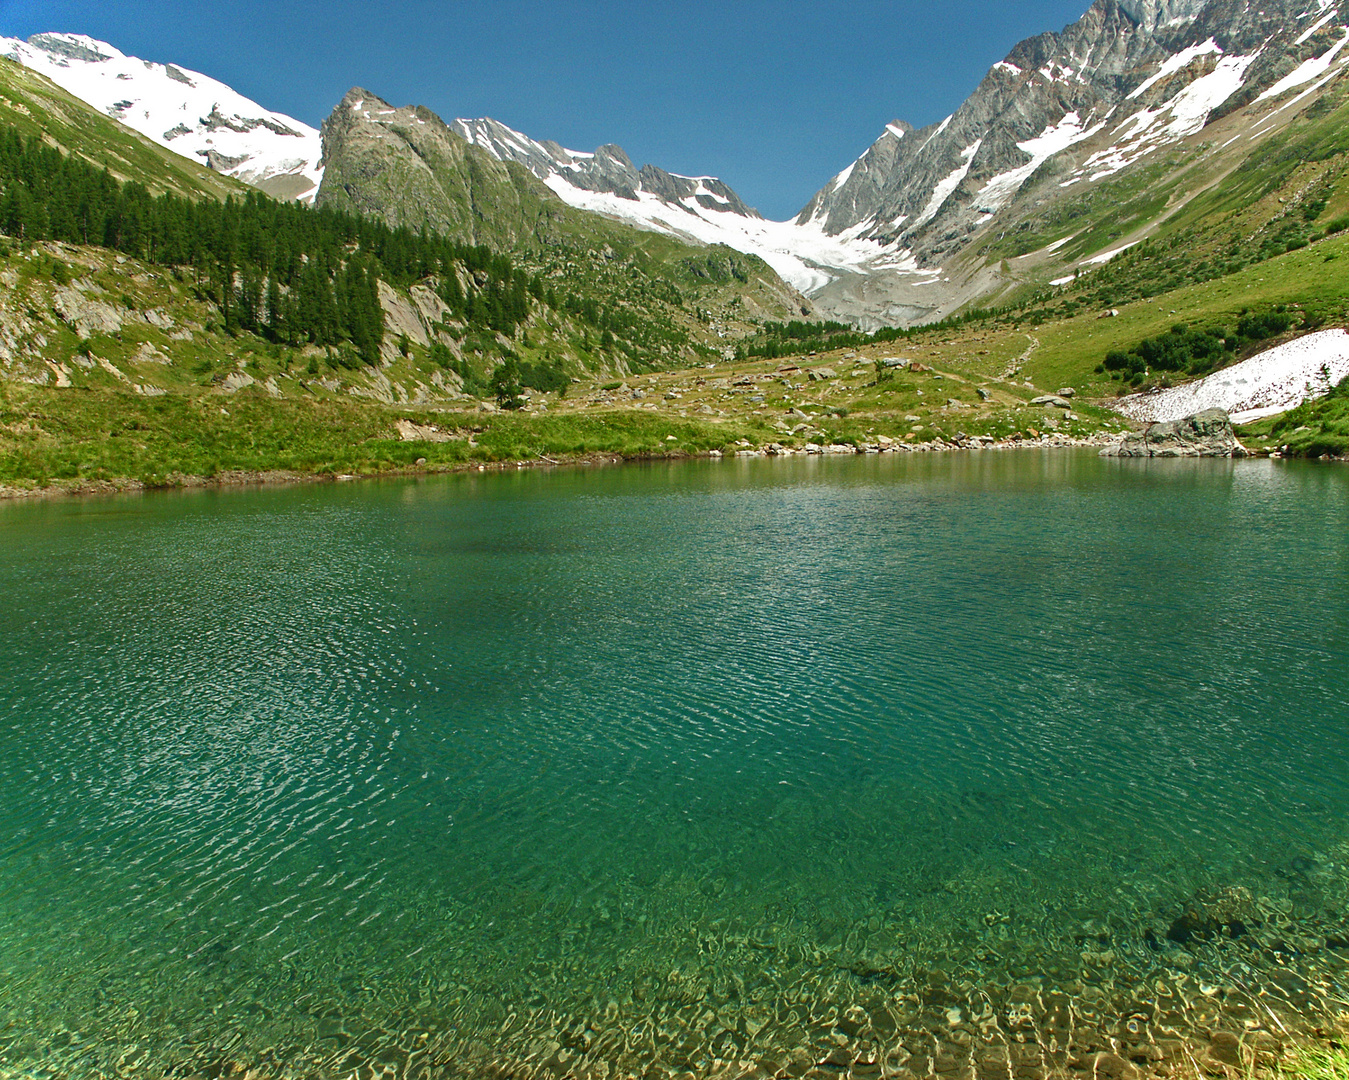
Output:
1128,38,1224,100
1063,48,1259,185
917,115,954,156
974,112,1104,214
913,141,981,228
1115,330,1349,423
1256,27,1349,101
830,161,857,191
2,32,324,201
539,175,932,297
451,115,748,212
1295,6,1340,44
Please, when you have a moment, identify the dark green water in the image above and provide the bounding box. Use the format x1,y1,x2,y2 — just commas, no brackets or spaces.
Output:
1,452,1347,1080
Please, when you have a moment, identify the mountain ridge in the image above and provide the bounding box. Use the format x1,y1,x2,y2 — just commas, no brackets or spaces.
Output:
8,1,1349,329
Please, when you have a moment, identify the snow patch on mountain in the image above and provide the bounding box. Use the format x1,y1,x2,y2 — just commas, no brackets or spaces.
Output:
0,33,323,200
1294,3,1340,45
441,113,931,296
1115,330,1349,423
975,112,1106,214
537,176,934,295
915,141,982,228
1127,38,1223,99
1063,45,1260,185
1257,26,1349,100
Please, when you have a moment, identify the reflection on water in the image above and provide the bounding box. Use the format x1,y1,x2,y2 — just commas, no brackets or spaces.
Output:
0,452,1347,1079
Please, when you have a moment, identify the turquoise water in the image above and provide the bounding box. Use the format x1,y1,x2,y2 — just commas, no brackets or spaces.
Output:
0,452,1347,1079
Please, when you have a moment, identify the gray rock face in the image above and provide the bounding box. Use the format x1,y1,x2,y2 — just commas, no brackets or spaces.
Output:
1116,0,1209,31
200,106,303,138
52,286,123,337
26,33,109,63
797,0,1349,264
1100,409,1248,457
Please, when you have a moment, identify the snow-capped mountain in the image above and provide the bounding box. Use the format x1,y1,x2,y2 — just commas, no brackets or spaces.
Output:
0,32,898,296
0,33,323,201
799,0,1349,258
439,114,922,295
8,0,1349,326
449,118,758,216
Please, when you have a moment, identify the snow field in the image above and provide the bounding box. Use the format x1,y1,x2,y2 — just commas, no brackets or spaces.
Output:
1114,330,1349,424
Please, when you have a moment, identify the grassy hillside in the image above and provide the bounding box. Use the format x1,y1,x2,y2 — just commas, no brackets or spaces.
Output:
313,90,809,330
0,54,810,397
7,216,1349,495
935,67,1349,323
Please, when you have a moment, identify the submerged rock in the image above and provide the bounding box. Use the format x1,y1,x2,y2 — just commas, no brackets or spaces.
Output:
1100,409,1247,458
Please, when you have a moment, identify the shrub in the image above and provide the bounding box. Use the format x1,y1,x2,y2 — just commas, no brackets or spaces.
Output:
1237,311,1292,340
517,358,569,395
491,359,524,410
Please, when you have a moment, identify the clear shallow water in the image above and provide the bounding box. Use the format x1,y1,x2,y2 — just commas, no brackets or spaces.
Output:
0,452,1347,1080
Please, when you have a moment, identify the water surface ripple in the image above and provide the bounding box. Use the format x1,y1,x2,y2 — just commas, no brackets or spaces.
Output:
0,452,1347,1079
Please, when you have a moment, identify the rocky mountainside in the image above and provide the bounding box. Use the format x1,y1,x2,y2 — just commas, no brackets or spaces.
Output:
316,89,566,248
0,33,323,201
1,33,840,292
315,89,815,320
797,0,1349,322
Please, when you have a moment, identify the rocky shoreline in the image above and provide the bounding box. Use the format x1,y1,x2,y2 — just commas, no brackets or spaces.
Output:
0,421,1329,504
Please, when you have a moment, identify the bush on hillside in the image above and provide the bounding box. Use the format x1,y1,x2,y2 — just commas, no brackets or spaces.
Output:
1102,307,1297,380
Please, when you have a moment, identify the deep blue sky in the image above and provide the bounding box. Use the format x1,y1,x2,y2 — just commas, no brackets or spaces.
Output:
0,0,1093,219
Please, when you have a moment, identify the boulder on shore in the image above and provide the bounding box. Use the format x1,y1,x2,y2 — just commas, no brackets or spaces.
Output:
1100,409,1247,458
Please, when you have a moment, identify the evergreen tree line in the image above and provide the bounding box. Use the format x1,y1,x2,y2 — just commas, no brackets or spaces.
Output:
737,307,1002,362
0,126,546,364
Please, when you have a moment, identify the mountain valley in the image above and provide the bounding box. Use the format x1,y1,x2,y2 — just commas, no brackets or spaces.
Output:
1,0,1349,493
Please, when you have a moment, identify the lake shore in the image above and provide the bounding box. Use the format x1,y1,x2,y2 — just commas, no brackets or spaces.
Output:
0,430,1135,501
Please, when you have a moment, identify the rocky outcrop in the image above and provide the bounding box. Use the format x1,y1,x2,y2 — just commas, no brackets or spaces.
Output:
1100,409,1247,457
316,89,567,247
53,285,123,336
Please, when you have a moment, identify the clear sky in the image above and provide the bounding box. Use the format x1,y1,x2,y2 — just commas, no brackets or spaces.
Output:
0,0,1094,220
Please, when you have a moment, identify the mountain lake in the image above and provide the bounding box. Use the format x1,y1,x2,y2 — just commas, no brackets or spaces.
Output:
0,449,1346,1079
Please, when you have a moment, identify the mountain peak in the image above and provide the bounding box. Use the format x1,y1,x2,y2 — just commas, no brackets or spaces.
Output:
1113,0,1210,32
3,32,324,201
